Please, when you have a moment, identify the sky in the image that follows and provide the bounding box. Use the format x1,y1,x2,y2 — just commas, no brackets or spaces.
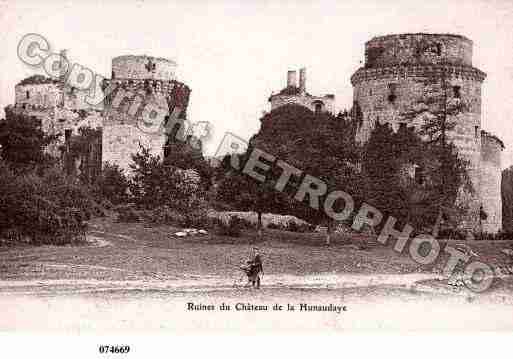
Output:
0,0,512,168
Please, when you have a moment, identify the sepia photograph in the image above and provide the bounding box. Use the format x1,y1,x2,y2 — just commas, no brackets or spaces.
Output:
1,0,513,349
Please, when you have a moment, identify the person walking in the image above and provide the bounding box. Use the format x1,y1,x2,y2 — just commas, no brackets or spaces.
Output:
245,247,264,289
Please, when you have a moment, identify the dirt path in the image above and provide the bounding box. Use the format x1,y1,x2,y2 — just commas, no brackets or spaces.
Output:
0,272,445,296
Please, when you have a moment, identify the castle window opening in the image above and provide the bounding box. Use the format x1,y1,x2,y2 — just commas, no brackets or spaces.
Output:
26,91,30,99
453,85,461,98
64,129,72,143
387,83,397,103
435,43,442,56
414,165,424,185
313,101,324,114
399,122,407,131
475,126,479,138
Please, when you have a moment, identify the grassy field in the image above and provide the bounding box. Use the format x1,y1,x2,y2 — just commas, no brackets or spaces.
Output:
1,215,512,284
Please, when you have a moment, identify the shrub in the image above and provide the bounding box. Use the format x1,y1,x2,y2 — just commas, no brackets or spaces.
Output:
498,231,513,240
95,162,129,205
183,209,212,229
214,216,242,237
0,163,92,245
100,199,114,210
473,231,513,241
438,229,467,241
148,206,186,226
267,222,282,230
286,221,299,232
129,146,204,210
115,204,140,223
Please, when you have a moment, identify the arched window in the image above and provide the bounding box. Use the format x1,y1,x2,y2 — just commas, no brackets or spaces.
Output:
435,43,442,56
387,83,397,103
313,101,324,114
453,85,461,98
414,164,424,185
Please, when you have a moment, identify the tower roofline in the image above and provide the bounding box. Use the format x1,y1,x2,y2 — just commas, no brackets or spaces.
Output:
112,54,177,66
366,33,473,46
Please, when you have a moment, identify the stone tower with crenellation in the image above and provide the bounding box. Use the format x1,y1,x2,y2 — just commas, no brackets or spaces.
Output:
350,33,504,233
102,55,191,171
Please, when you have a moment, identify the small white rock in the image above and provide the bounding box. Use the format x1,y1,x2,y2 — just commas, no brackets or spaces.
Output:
175,232,187,237
501,249,513,256
198,229,208,235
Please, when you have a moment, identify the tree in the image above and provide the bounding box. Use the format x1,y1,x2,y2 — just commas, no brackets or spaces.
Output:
398,72,472,232
0,108,58,169
250,104,362,244
129,145,204,212
65,127,102,184
164,136,213,191
362,123,409,227
95,162,130,205
216,152,286,237
503,166,513,232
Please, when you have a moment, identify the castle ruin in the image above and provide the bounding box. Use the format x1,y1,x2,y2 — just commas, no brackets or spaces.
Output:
9,53,191,175
350,33,504,233
269,68,335,114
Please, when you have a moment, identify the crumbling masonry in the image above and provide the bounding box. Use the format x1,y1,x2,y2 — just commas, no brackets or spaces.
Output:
351,33,504,233
10,53,191,176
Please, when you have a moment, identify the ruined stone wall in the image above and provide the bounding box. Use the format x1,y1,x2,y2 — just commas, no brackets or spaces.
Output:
351,33,491,232
269,93,335,114
102,124,166,171
365,33,473,68
7,104,103,158
15,83,62,109
62,86,103,111
480,132,504,233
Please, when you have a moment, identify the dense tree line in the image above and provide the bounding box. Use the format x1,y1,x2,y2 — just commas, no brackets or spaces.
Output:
216,104,470,241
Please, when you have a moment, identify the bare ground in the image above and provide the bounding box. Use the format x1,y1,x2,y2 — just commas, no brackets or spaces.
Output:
1,215,513,293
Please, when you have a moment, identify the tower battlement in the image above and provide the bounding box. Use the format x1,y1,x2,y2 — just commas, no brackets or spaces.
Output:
111,55,177,81
364,33,473,68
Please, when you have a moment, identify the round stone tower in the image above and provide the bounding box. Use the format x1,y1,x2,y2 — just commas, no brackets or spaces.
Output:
480,131,504,233
111,55,177,81
103,55,190,171
350,33,496,233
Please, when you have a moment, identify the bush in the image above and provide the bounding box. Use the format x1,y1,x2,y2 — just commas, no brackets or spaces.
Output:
115,204,140,223
183,208,212,229
438,229,467,241
146,206,186,226
0,163,92,245
286,221,299,232
95,162,129,205
267,220,313,233
100,199,114,210
473,231,513,241
267,222,282,230
214,216,242,237
129,146,204,211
